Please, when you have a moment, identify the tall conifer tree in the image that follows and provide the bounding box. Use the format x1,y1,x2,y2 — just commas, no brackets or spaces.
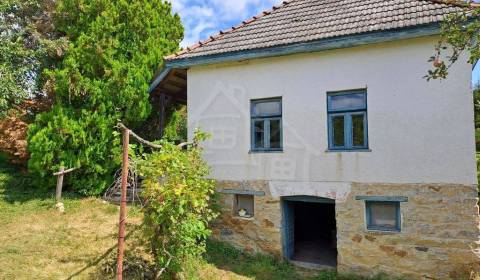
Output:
28,0,183,194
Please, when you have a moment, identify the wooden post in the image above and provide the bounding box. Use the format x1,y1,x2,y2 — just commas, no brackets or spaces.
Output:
116,127,129,280
53,166,78,213
159,93,166,138
55,166,65,203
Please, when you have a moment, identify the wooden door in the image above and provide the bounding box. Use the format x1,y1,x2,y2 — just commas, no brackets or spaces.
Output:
282,200,295,260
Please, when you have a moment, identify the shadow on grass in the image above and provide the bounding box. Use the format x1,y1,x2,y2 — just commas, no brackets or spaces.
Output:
81,225,160,280
205,240,301,280
72,235,399,280
204,239,316,280
203,239,397,280
0,155,82,204
65,225,143,280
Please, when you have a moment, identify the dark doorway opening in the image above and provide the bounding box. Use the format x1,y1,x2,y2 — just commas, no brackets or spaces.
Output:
282,197,337,268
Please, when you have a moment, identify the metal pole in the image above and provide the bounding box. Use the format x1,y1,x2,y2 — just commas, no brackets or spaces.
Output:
116,127,129,280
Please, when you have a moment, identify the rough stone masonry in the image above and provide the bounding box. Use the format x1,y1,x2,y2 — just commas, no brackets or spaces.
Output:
211,180,480,279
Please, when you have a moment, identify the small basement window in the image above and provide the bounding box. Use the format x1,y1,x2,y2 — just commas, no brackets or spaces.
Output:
366,201,400,232
234,194,254,218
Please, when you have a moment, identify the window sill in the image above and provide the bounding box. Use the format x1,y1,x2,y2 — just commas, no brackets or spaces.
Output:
249,150,283,154
232,216,255,221
365,228,400,234
325,149,371,153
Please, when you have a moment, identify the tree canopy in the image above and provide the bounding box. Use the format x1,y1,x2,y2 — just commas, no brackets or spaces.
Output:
27,0,183,194
0,0,60,116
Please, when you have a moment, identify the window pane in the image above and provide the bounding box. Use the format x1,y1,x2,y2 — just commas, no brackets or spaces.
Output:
254,120,264,148
352,114,365,147
369,202,398,230
253,100,281,116
332,115,345,147
269,119,281,148
330,93,365,111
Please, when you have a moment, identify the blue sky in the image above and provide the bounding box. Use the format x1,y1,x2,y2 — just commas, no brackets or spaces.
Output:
171,0,278,47
170,0,479,87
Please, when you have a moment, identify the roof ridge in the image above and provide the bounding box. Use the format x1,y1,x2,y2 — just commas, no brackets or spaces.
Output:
165,0,292,60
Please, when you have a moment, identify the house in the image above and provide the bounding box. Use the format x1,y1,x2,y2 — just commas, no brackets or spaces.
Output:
149,0,480,278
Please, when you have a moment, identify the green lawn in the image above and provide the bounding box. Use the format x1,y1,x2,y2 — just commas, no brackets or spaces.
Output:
0,157,394,280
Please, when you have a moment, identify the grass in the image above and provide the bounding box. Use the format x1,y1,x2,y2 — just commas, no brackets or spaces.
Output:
0,157,141,279
0,156,394,280
199,239,394,280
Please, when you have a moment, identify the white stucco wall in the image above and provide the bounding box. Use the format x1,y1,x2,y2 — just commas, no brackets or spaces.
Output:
187,36,477,185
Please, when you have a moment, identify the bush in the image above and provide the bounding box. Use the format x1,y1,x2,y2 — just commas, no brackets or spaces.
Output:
138,131,218,277
163,105,187,142
27,106,121,194
27,0,183,194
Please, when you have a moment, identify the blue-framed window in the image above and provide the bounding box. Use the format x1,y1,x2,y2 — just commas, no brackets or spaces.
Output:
327,90,368,150
251,98,282,152
365,201,401,232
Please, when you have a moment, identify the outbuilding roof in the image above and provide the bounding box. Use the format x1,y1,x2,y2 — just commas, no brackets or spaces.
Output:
166,0,461,61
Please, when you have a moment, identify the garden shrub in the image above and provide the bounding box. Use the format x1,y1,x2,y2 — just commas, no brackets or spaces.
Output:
163,105,187,142
28,106,121,193
138,130,218,277
27,0,183,194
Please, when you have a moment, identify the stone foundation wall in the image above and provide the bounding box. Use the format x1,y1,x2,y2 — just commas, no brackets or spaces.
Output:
211,180,480,279
337,183,480,279
211,180,283,256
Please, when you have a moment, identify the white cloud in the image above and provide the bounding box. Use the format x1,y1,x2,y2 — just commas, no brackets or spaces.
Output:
183,21,215,47
210,0,265,20
169,0,279,48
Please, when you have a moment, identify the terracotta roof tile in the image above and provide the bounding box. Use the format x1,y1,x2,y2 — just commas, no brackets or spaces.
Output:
166,0,464,61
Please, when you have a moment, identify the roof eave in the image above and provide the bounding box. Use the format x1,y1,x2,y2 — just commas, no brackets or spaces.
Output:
149,66,172,93
150,23,441,93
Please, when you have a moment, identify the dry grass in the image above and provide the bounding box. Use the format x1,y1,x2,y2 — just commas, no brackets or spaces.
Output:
0,199,140,279
0,159,141,280
0,159,253,280
198,265,251,280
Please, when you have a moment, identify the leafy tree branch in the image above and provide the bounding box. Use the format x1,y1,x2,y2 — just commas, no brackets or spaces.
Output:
427,0,479,80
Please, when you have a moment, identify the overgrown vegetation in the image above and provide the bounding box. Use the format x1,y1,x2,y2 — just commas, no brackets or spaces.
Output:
473,87,480,194
0,0,59,162
0,0,60,116
202,240,398,280
26,0,184,195
474,86,480,150
138,130,217,277
163,105,188,142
